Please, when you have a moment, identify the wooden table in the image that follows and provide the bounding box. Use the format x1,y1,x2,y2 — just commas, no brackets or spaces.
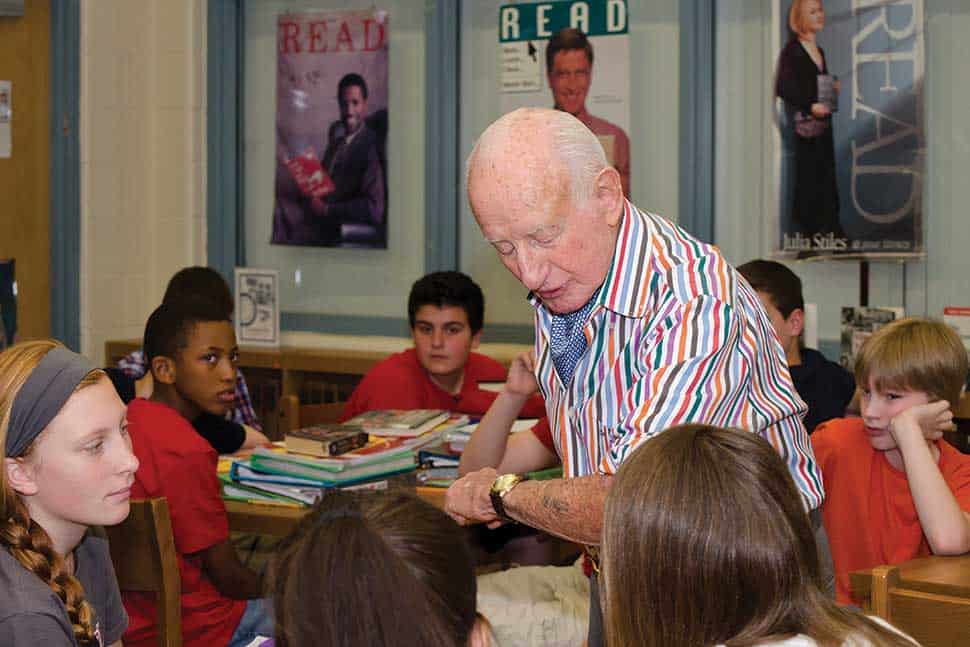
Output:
226,485,447,537
850,555,970,646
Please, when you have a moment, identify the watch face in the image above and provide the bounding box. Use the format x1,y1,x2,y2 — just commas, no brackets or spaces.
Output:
494,473,520,491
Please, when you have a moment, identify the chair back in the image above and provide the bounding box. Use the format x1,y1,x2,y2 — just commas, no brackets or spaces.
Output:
106,497,181,647
866,564,970,647
278,393,346,433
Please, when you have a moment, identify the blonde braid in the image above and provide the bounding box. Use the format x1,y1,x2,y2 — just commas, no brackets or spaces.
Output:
0,493,97,645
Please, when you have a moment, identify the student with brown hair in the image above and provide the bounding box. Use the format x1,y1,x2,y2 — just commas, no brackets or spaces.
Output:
813,317,970,606
270,489,491,647
602,424,916,647
737,259,855,433
0,340,138,646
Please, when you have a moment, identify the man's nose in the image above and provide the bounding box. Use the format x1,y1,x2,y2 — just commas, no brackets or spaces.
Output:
431,329,445,347
515,248,547,292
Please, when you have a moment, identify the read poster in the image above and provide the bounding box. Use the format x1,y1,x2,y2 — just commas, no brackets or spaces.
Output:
273,9,389,249
773,0,924,259
498,0,631,197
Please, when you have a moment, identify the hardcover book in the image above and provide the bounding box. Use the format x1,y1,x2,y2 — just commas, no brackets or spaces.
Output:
284,424,368,457
343,409,451,437
285,147,335,201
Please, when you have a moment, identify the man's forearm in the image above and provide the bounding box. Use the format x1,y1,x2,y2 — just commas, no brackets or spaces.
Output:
502,474,611,545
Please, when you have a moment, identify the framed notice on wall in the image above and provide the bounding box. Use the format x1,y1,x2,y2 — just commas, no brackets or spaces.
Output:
235,268,280,347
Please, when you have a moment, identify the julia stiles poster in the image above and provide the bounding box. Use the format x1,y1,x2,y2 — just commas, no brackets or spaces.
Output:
272,9,389,249
773,0,924,259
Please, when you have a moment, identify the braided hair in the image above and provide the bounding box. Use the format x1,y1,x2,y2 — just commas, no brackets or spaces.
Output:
0,340,104,645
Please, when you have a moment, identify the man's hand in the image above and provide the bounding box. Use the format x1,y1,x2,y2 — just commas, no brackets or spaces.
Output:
444,467,503,528
890,400,954,444
504,351,539,398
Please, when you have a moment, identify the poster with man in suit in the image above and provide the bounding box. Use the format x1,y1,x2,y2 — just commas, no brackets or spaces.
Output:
273,9,389,249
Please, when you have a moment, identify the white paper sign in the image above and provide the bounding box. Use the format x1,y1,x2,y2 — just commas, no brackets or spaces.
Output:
235,268,280,347
0,81,11,159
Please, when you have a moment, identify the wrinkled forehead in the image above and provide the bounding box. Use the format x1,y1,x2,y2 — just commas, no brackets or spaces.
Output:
469,162,570,236
469,139,569,208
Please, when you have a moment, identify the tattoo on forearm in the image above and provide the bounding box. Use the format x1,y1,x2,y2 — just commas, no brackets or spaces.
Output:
505,475,612,545
541,491,570,514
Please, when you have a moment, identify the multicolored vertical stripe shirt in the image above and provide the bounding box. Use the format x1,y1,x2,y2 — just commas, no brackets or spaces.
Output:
529,202,824,510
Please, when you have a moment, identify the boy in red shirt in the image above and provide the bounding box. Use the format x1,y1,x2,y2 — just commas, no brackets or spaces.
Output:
812,317,970,605
122,300,272,647
341,271,557,467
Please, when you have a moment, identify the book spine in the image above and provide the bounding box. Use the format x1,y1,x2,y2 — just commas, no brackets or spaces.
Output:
328,433,368,456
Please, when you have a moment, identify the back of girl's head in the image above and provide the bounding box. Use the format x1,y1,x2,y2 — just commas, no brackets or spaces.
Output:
602,424,918,647
271,489,477,647
602,424,818,647
0,339,106,645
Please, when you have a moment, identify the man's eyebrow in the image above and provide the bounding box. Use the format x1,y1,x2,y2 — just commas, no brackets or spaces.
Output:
527,224,563,237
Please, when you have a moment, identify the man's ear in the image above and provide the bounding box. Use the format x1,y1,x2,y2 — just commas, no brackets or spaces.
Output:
785,308,805,338
5,457,39,497
594,167,624,227
470,329,482,350
151,355,177,386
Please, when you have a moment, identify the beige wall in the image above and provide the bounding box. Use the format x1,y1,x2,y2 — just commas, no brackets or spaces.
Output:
79,0,207,364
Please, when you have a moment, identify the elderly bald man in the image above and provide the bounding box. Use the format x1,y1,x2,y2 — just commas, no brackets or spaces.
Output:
445,107,828,645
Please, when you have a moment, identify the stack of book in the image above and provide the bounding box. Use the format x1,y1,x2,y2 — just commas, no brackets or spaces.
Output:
442,418,539,453
221,411,472,506
249,439,416,488
343,409,451,437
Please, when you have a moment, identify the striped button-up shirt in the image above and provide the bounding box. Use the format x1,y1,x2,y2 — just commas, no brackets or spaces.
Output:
529,202,824,510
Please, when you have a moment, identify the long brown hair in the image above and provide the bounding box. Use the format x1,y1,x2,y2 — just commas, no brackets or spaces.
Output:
270,489,480,647
0,340,106,645
601,424,916,647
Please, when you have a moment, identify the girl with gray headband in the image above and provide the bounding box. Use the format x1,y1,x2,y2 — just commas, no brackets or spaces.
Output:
0,340,139,646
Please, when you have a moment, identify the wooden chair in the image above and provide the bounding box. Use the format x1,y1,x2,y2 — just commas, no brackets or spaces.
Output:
278,393,346,434
105,498,181,647
851,560,970,647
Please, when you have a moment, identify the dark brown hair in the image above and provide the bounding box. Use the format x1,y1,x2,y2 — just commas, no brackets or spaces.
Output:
601,424,916,647
0,340,105,645
855,316,968,408
545,27,593,74
737,259,804,318
162,266,233,318
270,489,479,647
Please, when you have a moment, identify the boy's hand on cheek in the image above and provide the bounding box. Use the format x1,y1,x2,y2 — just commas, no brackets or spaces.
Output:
890,400,954,444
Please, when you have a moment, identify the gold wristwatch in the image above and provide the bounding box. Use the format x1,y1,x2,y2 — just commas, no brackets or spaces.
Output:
489,473,528,521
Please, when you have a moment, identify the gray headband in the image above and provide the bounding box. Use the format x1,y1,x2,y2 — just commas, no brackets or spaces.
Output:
6,347,96,457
